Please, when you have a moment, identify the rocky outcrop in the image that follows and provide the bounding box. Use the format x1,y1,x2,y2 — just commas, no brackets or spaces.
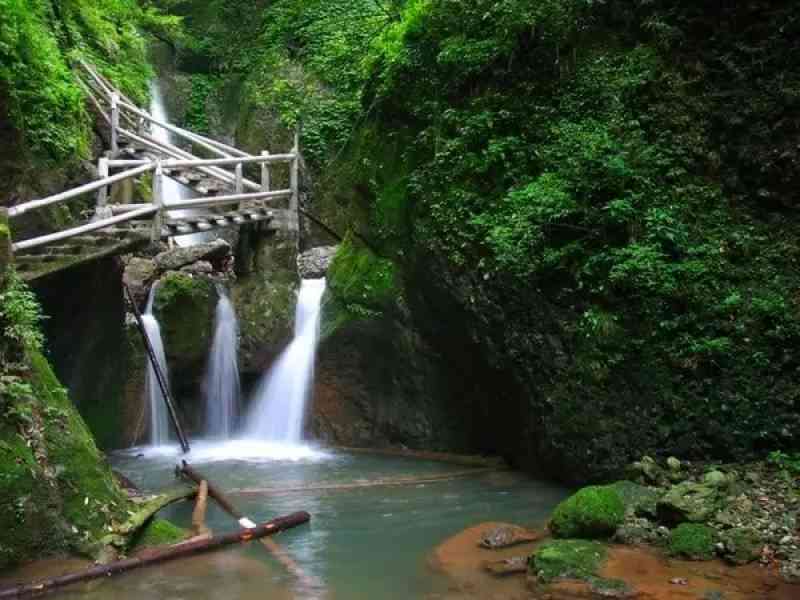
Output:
297,245,337,279
154,239,231,272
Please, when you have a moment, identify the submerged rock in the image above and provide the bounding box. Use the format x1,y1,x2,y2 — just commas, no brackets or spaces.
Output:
479,525,540,549
297,245,338,279
484,555,528,576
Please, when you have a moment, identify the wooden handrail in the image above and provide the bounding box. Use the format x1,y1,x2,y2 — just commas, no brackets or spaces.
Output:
8,163,155,218
12,205,158,251
164,189,291,211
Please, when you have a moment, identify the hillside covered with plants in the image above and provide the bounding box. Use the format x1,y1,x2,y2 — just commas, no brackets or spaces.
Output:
158,0,800,479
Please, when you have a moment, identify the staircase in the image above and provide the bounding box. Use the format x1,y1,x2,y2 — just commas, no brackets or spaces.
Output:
6,61,300,281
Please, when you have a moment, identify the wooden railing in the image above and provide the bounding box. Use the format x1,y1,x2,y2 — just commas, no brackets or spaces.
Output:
7,61,300,253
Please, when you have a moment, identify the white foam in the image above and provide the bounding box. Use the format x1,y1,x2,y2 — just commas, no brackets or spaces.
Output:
124,439,329,463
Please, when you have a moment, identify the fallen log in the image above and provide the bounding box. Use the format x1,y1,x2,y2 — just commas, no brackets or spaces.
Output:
179,461,321,592
0,512,311,599
191,481,211,537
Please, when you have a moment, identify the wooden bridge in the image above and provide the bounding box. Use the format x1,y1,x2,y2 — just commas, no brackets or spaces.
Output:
6,61,300,281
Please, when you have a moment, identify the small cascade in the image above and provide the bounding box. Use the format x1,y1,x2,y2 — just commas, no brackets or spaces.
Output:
149,80,212,247
246,279,327,443
204,289,241,438
143,285,170,446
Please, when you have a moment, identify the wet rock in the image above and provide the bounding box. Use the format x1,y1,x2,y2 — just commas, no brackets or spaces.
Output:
297,245,338,279
667,457,681,472
668,524,715,560
550,485,625,539
657,482,720,525
479,525,539,549
631,456,666,486
530,539,607,584
180,260,214,276
122,256,158,306
484,555,528,576
589,577,638,598
703,470,730,488
154,239,231,272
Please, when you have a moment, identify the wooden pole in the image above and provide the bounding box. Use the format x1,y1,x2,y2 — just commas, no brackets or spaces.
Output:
290,129,300,233
191,481,211,537
261,151,271,193
0,512,310,600
123,284,190,453
95,157,109,220
110,93,120,156
152,161,164,243
179,462,320,591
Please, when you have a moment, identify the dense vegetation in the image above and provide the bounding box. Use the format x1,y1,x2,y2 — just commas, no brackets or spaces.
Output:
163,0,800,479
0,0,176,163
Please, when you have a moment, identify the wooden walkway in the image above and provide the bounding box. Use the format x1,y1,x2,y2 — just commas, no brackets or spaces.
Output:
7,61,300,281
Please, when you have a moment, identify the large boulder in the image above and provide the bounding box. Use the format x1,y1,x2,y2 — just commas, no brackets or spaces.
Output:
297,245,338,279
549,485,625,539
154,239,231,272
657,482,721,525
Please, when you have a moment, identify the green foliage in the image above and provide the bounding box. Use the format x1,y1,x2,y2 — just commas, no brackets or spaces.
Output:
0,270,44,356
530,539,607,583
668,523,715,560
550,485,625,539
0,0,171,163
328,235,399,321
768,451,800,476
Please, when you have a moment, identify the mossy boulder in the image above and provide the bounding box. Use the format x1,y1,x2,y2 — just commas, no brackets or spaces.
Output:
608,480,661,518
657,482,721,525
131,519,186,550
530,539,607,583
153,272,217,369
720,527,762,565
668,523,715,560
550,485,625,539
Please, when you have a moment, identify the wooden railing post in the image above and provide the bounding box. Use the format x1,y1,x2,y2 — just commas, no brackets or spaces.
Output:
290,129,300,233
111,93,120,155
260,151,271,193
152,160,164,243
94,157,110,220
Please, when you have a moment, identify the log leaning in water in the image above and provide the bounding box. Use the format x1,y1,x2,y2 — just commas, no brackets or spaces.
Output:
0,512,311,600
179,461,320,591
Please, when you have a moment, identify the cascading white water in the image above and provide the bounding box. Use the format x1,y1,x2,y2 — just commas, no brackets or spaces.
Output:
246,279,327,443
204,289,241,438
149,81,212,246
143,285,170,446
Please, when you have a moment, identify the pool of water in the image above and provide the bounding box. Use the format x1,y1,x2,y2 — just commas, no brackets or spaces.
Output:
43,442,569,599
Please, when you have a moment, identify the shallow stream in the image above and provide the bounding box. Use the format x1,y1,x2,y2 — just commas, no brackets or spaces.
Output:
45,443,569,599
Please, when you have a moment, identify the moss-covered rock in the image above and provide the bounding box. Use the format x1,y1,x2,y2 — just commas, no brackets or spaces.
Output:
668,523,715,560
530,539,607,583
609,481,661,518
657,482,721,525
131,519,186,550
721,527,762,565
550,485,625,539
153,272,216,369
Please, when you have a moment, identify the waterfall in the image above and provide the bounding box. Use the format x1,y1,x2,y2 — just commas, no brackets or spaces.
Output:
148,80,212,247
204,289,241,438
143,285,170,446
246,279,327,444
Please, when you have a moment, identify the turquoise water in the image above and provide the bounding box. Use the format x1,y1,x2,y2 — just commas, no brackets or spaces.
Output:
44,445,569,599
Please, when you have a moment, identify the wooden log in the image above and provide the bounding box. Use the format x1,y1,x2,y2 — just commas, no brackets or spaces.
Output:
0,512,311,599
123,284,191,453
179,462,321,592
191,481,211,537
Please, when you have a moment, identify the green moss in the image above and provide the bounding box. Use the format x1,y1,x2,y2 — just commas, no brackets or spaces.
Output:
154,273,215,366
721,527,761,565
131,519,186,549
668,523,715,560
327,235,399,328
550,485,625,539
530,539,607,583
27,349,128,540
608,480,661,518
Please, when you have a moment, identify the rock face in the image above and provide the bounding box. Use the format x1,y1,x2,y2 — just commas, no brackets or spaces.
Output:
480,525,540,549
297,245,338,279
154,239,231,272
